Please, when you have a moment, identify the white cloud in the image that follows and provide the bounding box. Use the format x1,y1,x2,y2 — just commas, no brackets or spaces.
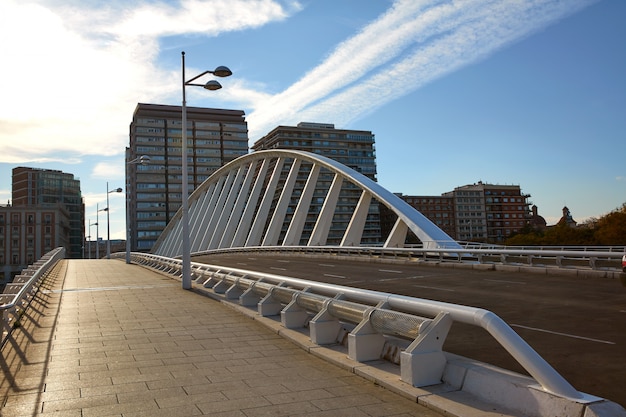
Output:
0,0,599,162
91,162,126,180
247,0,598,138
0,0,300,163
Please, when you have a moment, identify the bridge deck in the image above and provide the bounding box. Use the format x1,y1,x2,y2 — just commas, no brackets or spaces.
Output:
1,259,452,417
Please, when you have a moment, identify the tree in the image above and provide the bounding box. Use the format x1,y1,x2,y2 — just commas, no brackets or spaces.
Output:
504,202,626,246
593,203,626,245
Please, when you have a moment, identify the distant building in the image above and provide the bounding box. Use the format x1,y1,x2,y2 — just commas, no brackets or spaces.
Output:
557,206,577,227
252,122,381,245
395,195,456,240
128,103,249,251
445,182,531,242
11,167,84,258
0,204,71,284
252,122,377,179
529,205,547,230
395,182,532,243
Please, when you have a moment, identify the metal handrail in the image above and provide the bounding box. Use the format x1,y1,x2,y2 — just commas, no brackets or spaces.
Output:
117,251,583,400
0,247,65,347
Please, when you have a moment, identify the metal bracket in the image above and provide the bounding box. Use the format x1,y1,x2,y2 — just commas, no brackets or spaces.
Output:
400,311,452,387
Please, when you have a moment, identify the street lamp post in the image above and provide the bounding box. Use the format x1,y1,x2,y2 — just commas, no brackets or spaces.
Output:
180,51,232,289
96,203,107,259
88,219,97,259
106,182,123,259
125,154,151,264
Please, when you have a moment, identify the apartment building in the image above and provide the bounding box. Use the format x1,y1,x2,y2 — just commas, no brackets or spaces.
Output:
396,182,531,243
11,167,84,258
252,122,381,245
444,182,530,242
128,103,249,251
0,204,71,284
399,195,456,239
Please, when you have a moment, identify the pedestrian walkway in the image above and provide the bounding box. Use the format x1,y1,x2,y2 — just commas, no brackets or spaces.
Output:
0,259,445,416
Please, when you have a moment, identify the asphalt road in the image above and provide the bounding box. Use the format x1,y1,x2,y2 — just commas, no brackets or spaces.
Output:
193,252,626,407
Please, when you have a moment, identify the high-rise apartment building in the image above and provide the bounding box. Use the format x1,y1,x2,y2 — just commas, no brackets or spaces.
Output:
11,167,84,258
252,122,381,244
128,103,249,251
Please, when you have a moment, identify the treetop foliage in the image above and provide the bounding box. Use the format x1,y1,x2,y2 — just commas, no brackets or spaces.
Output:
505,203,626,246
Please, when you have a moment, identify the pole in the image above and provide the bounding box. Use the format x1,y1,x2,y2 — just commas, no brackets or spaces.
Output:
125,150,131,264
96,203,100,259
88,219,91,259
181,51,192,289
106,182,111,259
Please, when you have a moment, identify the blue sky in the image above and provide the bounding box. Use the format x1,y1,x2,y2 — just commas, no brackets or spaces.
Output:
1,0,624,241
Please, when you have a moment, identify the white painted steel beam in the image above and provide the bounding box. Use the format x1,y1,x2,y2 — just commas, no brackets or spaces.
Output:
308,173,342,246
262,159,302,246
385,217,409,248
219,161,256,249
232,159,270,247
247,157,285,247
283,164,320,246
208,168,245,249
190,182,216,252
341,190,371,246
197,175,227,250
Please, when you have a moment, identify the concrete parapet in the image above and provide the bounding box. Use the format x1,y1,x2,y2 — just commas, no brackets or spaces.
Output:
546,267,580,276
440,354,616,417
470,263,495,271
494,264,521,273
519,265,548,275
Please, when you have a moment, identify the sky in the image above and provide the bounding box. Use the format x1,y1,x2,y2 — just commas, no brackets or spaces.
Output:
1,0,624,241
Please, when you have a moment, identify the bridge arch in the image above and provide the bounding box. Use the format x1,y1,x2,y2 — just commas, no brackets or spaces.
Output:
151,150,460,257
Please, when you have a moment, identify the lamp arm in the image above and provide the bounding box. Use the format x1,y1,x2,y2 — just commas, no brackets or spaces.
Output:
185,70,214,84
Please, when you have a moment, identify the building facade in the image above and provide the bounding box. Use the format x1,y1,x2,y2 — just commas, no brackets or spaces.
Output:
252,122,381,245
399,195,456,239
128,103,249,251
0,204,71,285
11,167,84,258
397,182,531,243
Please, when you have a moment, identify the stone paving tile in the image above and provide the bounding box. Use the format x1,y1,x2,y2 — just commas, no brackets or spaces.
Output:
1,260,445,417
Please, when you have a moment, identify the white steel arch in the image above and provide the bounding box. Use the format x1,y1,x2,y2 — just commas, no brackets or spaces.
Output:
151,150,460,257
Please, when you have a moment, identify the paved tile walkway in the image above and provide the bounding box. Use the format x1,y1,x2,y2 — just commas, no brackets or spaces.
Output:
0,260,444,416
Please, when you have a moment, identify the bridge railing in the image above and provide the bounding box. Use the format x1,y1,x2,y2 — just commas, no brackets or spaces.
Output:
117,251,587,402
0,247,65,347
194,245,625,274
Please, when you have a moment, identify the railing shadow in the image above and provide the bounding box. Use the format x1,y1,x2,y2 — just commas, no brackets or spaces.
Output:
0,260,66,417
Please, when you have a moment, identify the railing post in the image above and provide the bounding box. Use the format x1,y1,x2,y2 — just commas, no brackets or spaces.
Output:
348,306,386,362
400,312,452,387
309,298,343,345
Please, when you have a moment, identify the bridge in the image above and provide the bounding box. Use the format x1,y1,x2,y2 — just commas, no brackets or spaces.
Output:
2,150,625,416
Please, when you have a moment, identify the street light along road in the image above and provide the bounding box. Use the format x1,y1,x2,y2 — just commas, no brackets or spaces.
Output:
180,51,232,290
125,154,151,264
106,183,123,259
